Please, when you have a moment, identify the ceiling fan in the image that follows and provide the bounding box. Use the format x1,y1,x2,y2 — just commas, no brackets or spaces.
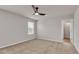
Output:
32,5,46,16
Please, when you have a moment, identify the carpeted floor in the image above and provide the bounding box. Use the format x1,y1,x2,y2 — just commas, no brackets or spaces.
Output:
0,39,78,54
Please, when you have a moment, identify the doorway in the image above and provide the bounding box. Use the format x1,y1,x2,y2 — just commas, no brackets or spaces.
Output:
61,20,73,43
64,22,71,42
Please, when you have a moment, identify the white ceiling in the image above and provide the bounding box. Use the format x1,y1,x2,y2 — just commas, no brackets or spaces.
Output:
0,5,77,20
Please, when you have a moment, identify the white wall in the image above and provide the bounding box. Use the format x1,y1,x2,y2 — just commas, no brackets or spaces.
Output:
0,9,36,48
74,6,79,52
37,16,73,42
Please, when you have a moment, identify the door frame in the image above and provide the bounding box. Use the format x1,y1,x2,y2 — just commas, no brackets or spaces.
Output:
61,19,74,42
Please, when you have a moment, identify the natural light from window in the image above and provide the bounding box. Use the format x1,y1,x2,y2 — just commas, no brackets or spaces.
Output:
28,22,34,35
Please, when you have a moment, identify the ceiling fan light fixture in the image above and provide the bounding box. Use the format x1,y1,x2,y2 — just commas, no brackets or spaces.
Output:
34,12,39,15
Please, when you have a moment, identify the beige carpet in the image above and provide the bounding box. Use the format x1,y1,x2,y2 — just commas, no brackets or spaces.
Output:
0,39,78,54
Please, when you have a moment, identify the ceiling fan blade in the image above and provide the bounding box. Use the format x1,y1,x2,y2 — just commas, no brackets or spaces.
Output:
39,13,46,16
32,5,35,8
32,5,36,13
35,7,39,13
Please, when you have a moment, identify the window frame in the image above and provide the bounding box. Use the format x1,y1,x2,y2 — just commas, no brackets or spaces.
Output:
27,22,34,35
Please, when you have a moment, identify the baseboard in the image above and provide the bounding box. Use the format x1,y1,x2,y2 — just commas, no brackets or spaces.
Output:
74,44,79,53
0,38,35,49
38,38,63,43
71,42,79,53
74,46,79,53
76,48,79,53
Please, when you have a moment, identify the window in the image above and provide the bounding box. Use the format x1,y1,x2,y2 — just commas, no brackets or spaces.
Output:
28,22,34,34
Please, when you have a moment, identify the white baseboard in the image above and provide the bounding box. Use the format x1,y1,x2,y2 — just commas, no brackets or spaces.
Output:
0,38,35,49
74,45,79,53
70,42,79,53
38,38,63,43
